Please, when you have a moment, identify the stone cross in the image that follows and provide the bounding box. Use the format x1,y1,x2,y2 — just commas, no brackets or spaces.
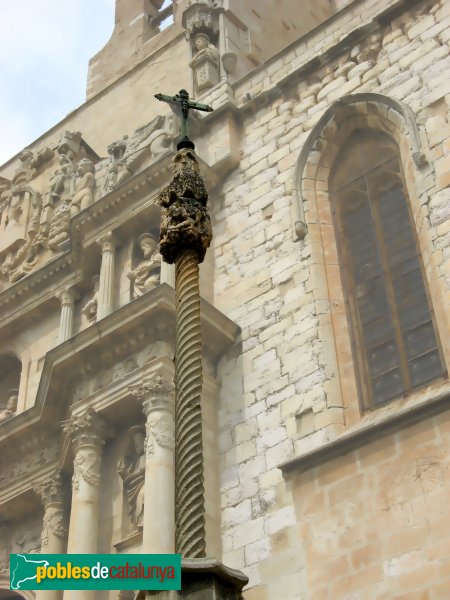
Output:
154,89,213,150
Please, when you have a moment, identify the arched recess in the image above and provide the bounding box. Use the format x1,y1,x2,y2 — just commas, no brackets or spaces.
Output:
0,586,34,599
0,353,21,419
293,93,449,426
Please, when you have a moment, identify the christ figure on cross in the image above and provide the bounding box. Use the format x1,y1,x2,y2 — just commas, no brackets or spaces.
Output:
154,89,213,150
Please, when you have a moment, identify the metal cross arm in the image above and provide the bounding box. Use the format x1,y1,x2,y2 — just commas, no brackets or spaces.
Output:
154,89,213,150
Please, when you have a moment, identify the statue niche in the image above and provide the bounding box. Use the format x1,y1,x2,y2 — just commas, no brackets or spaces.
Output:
118,426,146,533
189,32,220,95
127,234,161,300
81,274,100,324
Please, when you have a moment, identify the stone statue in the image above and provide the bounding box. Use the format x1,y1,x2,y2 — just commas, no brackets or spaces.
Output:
48,150,75,204
71,159,95,215
0,390,18,423
48,202,71,251
189,33,220,94
127,234,161,299
118,426,146,532
82,275,100,323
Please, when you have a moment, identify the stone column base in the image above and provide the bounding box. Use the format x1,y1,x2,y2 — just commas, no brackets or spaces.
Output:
136,558,248,600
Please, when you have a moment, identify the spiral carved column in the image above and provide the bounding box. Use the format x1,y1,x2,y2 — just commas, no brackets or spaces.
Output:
175,249,205,556
157,147,212,557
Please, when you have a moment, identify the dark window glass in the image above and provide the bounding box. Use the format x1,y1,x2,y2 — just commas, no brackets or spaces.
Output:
330,130,446,409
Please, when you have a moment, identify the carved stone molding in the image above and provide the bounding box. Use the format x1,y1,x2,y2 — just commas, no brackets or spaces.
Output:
62,408,109,451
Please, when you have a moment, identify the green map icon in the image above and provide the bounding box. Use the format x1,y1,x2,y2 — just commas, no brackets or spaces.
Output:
10,554,50,590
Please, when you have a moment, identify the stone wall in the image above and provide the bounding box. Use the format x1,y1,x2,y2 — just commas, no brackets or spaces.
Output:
213,0,450,593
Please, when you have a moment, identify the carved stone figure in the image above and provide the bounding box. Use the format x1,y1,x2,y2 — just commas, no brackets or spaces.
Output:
103,117,173,191
47,201,71,251
157,149,212,263
0,390,18,423
189,33,220,94
127,234,161,298
48,150,75,204
71,158,95,215
118,426,146,532
82,275,100,323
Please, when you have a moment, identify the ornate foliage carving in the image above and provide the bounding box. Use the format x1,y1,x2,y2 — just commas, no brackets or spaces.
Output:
157,148,212,264
72,452,101,493
145,412,175,458
0,435,61,490
41,509,68,545
62,407,108,451
33,470,65,507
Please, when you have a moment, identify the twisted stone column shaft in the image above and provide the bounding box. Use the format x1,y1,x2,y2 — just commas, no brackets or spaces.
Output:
175,249,206,558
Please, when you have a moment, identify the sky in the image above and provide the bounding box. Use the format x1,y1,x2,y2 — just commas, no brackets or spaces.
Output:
0,0,116,166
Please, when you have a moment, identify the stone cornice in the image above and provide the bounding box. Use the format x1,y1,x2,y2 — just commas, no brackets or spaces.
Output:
0,284,239,447
280,385,450,476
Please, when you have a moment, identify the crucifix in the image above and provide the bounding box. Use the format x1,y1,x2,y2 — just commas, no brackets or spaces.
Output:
154,88,213,150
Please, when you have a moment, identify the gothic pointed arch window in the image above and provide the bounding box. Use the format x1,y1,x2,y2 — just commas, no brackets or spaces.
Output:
330,129,446,409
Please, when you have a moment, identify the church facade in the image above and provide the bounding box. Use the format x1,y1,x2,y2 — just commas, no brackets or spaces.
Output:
1,0,450,598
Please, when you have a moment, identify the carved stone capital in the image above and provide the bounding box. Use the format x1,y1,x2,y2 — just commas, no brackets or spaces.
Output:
56,286,79,306
97,230,117,254
130,374,175,418
157,148,212,264
33,470,66,508
62,408,109,451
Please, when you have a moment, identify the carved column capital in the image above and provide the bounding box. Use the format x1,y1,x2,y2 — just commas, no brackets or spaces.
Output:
62,408,110,452
56,286,79,306
130,373,175,418
97,230,117,254
33,470,66,508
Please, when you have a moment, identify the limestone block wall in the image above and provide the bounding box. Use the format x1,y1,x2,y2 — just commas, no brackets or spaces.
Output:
213,0,450,594
290,413,450,599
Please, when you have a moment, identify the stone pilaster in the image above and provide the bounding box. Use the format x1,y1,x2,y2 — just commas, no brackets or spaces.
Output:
131,373,175,553
56,287,78,343
96,231,117,320
33,471,68,600
62,409,108,600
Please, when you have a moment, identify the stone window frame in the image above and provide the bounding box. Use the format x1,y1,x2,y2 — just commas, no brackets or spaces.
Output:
293,93,450,427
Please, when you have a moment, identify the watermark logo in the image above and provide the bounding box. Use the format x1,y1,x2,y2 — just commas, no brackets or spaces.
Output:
10,554,181,591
